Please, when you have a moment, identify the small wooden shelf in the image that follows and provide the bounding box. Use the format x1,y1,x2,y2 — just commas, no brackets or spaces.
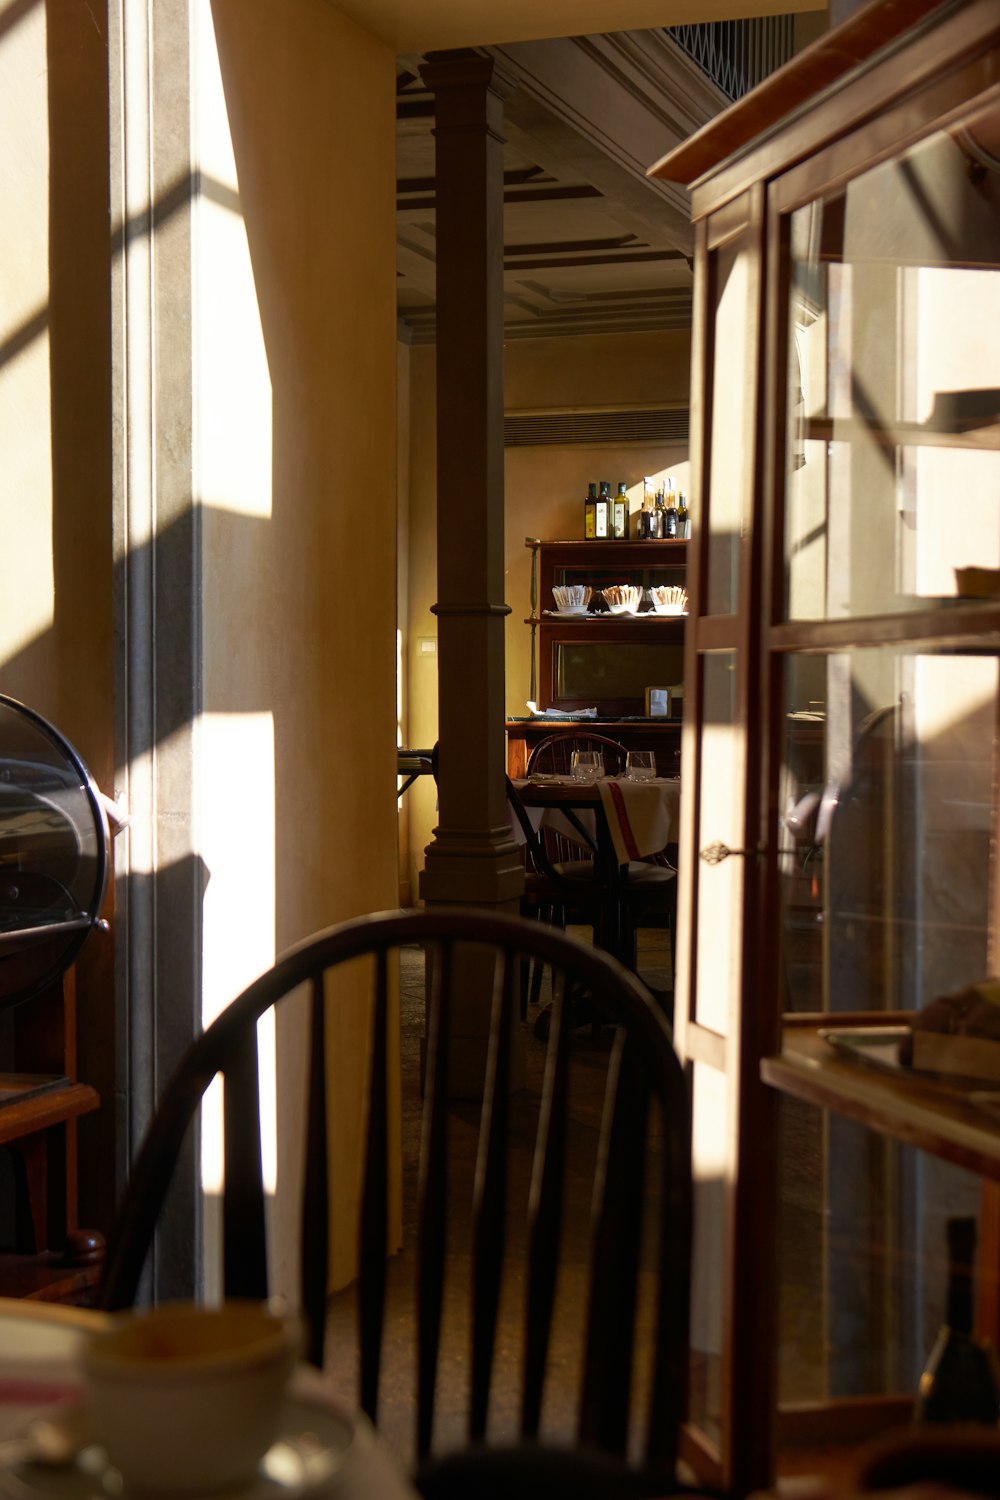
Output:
801,415,1000,452
762,1023,1000,1181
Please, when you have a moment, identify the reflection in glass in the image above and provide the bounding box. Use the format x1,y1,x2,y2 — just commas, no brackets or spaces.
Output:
778,649,996,1017
784,107,1000,621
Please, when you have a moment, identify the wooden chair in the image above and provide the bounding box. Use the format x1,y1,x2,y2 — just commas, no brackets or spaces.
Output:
96,907,691,1488
518,732,678,993
525,733,627,867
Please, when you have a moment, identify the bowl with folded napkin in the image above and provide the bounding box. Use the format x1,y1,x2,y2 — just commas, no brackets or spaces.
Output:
602,585,642,615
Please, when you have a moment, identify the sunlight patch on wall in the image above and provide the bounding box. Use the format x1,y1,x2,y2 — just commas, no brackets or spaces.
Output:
199,711,277,1194
0,1,54,658
192,0,272,521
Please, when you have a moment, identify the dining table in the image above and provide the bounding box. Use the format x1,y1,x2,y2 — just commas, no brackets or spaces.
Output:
512,774,681,969
0,1299,418,1500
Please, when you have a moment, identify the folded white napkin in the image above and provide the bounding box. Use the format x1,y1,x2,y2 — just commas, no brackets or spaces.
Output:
526,701,598,719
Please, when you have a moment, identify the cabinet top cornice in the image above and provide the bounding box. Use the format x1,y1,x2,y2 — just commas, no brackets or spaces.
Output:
647,0,957,189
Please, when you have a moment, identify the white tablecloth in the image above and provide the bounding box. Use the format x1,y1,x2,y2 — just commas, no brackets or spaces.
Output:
512,777,680,863
597,777,681,863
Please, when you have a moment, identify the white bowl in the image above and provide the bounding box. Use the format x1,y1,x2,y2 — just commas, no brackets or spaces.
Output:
602,585,641,615
81,1301,302,1493
552,584,591,612
652,602,687,615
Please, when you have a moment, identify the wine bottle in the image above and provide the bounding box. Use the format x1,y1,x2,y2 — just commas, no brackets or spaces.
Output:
595,481,611,539
584,482,598,539
637,477,660,540
677,491,690,539
612,481,629,540
663,480,678,539
914,1216,1000,1425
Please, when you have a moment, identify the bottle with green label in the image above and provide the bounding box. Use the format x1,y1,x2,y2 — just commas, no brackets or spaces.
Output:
584,482,598,538
612,482,628,540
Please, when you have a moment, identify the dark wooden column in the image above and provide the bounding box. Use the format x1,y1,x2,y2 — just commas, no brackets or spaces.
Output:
418,52,525,1094
419,52,522,913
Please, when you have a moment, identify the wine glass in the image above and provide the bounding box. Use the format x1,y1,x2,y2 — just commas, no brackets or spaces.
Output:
625,750,656,782
570,750,604,783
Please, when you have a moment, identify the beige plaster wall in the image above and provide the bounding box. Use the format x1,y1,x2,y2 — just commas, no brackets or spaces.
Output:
403,328,693,894
196,0,400,1293
0,1,113,775
0,0,117,1229
404,344,441,906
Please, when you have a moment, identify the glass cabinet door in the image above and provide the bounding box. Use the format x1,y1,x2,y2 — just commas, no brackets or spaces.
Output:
677,205,766,1490
655,9,1000,1493
769,89,1000,1464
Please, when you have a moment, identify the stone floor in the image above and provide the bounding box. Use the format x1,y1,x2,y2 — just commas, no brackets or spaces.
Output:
321,925,676,1470
319,923,843,1482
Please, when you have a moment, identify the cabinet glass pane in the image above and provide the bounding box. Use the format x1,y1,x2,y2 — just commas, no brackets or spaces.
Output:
778,647,998,1019
776,1097,983,1418
689,1058,726,1448
783,102,1000,621
555,641,684,704
693,652,743,1036
706,236,753,615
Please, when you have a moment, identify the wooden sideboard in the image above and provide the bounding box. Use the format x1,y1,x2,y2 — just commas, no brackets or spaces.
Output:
525,539,687,717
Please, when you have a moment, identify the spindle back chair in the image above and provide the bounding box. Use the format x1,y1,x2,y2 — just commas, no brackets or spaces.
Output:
98,907,690,1480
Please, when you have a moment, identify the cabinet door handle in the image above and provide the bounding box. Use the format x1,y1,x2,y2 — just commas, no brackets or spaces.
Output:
699,840,760,865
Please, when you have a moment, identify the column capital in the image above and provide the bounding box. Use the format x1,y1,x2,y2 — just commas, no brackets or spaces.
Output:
419,50,517,105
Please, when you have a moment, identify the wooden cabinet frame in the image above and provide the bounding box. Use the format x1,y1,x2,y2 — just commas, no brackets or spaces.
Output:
651,1,1000,1492
528,539,688,716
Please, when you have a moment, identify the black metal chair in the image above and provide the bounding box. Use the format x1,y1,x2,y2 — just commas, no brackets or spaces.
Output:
97,907,691,1490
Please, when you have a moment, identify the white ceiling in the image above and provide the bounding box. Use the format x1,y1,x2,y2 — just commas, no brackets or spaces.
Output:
335,0,824,54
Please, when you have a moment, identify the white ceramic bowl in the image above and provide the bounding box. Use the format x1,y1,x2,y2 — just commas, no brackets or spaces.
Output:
649,586,688,615
81,1301,301,1494
552,584,591,613
602,585,641,615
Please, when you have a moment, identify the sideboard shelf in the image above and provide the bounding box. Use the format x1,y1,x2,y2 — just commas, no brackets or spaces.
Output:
526,538,688,716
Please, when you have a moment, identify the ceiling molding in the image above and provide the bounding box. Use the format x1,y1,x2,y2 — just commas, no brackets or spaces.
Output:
396,25,738,342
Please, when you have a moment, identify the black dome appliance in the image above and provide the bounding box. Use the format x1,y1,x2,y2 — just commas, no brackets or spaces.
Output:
0,694,111,1007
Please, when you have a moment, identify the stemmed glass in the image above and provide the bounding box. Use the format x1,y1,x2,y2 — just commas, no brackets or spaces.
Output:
625,750,656,782
570,750,604,783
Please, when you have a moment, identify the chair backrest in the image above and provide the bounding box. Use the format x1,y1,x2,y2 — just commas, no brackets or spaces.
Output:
98,907,690,1478
526,732,626,778
525,735,627,866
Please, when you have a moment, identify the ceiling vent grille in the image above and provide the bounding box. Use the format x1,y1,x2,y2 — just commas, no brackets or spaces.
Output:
504,406,689,448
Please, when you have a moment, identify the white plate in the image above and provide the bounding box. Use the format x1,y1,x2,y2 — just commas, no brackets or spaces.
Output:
542,609,590,618
3,1370,366,1500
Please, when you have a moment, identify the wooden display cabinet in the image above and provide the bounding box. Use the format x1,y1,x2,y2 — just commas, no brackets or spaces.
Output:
526,538,687,717
649,0,1000,1493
